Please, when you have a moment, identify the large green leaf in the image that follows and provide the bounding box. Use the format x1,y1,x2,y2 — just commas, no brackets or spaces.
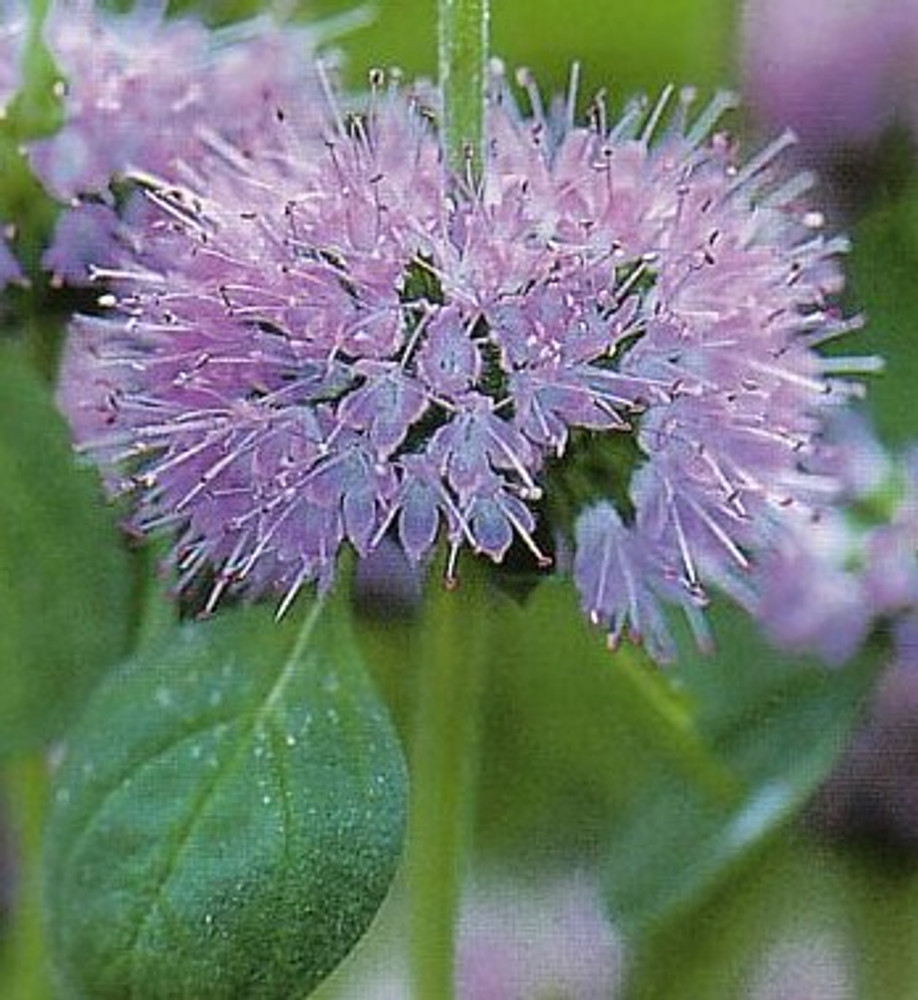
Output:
44,597,407,1000
0,346,131,755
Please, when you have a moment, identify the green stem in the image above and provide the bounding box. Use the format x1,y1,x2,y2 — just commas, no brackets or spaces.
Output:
407,565,489,1000
0,755,55,1000
438,0,490,179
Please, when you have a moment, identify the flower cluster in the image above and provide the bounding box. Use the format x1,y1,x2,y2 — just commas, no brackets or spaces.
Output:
55,33,870,658
32,1,327,201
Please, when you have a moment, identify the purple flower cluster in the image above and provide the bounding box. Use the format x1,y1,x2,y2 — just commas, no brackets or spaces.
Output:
32,1,326,201
53,31,869,657
757,413,918,665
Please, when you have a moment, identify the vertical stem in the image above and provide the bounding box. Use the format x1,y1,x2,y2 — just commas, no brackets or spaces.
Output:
0,755,55,1000
407,566,489,1000
438,0,490,179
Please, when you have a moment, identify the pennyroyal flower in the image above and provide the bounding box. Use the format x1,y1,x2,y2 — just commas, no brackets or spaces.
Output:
57,61,871,659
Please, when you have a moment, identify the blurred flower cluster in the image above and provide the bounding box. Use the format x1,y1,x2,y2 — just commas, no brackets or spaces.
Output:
742,0,918,160
759,412,918,665
742,0,918,220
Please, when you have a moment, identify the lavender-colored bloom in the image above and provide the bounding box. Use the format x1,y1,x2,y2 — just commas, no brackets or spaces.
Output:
741,0,918,160
42,198,147,286
58,66,867,653
756,506,874,665
574,501,710,663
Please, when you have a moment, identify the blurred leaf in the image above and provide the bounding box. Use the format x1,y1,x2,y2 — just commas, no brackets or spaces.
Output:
464,575,880,993
848,180,918,444
44,595,407,1000
476,579,740,859
611,603,881,998
0,345,131,756
621,826,857,1000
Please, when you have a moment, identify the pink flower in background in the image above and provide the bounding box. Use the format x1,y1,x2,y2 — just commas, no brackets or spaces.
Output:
341,874,622,999
742,0,918,160
757,413,918,664
456,874,621,999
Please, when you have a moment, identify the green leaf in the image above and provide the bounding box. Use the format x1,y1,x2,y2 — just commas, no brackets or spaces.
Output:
43,597,408,1000
0,346,131,756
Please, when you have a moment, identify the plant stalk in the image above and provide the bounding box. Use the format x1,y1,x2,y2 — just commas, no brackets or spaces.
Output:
407,565,489,1000
438,0,490,180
